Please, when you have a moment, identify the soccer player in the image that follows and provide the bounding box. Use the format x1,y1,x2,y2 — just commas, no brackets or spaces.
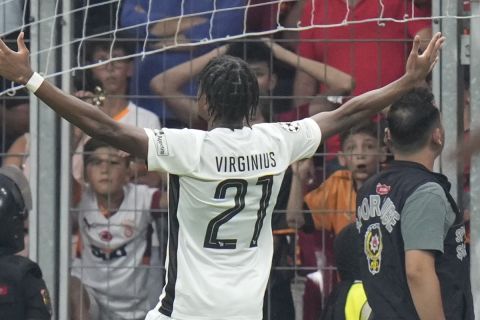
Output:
0,32,443,320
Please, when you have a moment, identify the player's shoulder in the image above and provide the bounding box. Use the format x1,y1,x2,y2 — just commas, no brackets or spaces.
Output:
147,127,206,144
253,119,309,131
254,118,319,139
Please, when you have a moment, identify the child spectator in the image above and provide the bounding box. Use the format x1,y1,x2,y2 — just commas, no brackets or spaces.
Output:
304,122,386,234
286,121,385,320
120,0,246,127
73,35,162,187
150,38,353,126
70,139,167,320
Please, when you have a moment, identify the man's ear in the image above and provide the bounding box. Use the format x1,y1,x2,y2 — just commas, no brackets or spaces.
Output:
337,152,347,167
432,127,443,147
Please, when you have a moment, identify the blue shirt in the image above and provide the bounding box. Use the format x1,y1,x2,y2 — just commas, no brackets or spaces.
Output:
121,0,246,122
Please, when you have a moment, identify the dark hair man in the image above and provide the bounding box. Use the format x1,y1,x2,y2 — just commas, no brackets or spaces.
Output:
356,87,474,319
0,166,51,319
0,32,443,320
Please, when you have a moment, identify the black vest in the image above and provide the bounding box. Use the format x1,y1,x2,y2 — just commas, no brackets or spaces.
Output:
0,254,47,320
356,161,474,320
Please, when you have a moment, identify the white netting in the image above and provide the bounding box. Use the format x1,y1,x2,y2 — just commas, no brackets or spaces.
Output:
0,2,477,319
0,0,475,96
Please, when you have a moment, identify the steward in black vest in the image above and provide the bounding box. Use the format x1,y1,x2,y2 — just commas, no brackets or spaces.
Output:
356,161,474,320
0,167,51,319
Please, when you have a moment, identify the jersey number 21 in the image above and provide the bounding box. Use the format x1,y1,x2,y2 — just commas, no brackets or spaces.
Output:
204,176,274,249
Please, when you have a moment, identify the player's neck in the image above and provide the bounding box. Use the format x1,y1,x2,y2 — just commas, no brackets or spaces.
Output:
101,96,129,118
209,118,244,130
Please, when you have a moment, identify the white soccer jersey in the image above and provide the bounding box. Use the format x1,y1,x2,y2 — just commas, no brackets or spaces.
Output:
71,183,157,319
144,118,321,320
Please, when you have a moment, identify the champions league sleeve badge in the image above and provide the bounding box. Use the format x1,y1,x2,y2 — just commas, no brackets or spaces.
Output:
364,223,383,275
279,122,301,133
153,129,170,156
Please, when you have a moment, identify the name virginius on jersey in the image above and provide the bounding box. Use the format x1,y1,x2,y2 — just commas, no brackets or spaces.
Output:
215,152,277,173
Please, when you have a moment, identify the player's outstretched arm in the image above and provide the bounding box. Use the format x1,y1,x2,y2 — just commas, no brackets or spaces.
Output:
312,32,445,139
0,32,148,159
150,45,228,125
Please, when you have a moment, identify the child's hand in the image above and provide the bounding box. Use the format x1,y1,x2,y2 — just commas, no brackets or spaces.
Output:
74,90,95,105
292,158,316,185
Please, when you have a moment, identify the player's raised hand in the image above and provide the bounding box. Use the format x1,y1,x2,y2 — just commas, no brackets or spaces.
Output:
405,32,445,85
0,32,33,85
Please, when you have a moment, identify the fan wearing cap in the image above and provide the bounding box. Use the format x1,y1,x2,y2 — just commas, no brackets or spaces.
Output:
0,166,52,320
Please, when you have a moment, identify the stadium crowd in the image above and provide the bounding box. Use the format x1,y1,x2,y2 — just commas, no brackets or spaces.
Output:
0,1,474,320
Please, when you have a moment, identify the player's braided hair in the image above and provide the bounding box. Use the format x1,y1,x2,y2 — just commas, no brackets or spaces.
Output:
198,55,259,127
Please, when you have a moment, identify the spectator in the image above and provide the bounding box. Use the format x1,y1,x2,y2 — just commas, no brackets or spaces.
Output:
293,0,431,172
73,0,119,37
70,139,167,320
320,223,371,320
303,121,386,234
0,87,29,165
121,0,246,127
150,39,353,127
294,0,431,103
246,0,308,51
73,36,163,187
286,121,385,320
